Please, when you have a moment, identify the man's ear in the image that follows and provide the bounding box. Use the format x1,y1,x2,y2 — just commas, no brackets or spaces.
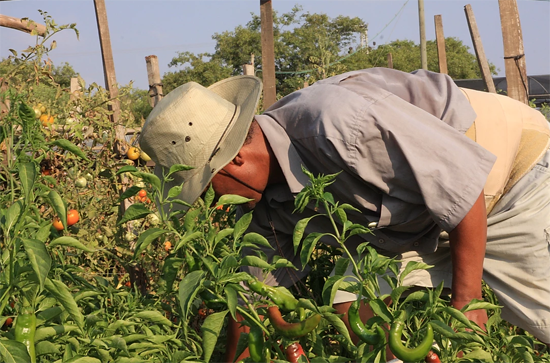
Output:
228,151,245,167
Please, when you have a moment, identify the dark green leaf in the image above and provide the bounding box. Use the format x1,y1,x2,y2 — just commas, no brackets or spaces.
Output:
201,310,229,363
0,340,31,363
168,164,193,177
133,311,173,326
22,238,51,291
50,139,90,161
18,162,37,201
118,204,151,225
293,216,316,254
217,194,254,206
118,185,143,202
133,228,169,258
179,270,205,338
242,232,273,250
44,278,85,329
368,299,392,323
132,172,161,191
47,190,67,229
49,236,95,252
233,211,253,241
240,255,272,270
116,165,138,175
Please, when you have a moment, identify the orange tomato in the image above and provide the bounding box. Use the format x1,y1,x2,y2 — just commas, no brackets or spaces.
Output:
4,317,13,327
52,217,64,231
164,241,172,252
138,189,147,198
125,281,131,287
40,114,54,127
126,147,140,160
67,209,79,226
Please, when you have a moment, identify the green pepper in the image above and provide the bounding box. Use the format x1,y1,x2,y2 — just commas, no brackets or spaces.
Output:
248,279,298,312
248,324,267,363
348,300,383,345
267,306,321,339
14,305,36,363
388,311,433,362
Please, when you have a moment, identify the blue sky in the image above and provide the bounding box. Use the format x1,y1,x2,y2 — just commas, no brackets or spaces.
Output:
1,0,549,90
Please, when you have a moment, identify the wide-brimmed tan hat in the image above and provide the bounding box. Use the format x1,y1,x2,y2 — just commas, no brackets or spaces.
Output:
139,75,262,208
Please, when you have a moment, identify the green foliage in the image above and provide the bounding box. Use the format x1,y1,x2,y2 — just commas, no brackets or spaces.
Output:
163,6,496,102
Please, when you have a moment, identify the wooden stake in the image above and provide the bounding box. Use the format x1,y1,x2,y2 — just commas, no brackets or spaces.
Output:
0,14,46,36
145,55,163,108
434,15,448,74
260,0,276,108
93,0,127,155
387,53,393,69
418,0,427,70
498,0,528,104
464,5,496,93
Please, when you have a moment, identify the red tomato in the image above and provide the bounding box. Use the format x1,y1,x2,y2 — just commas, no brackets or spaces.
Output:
425,351,442,363
67,209,79,226
138,189,147,198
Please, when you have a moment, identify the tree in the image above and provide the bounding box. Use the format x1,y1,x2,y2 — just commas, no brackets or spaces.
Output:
163,7,495,100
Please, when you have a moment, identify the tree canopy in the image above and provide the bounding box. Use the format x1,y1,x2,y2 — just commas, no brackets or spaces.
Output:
163,6,495,100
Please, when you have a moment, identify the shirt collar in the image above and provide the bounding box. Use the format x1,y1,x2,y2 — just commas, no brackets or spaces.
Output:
255,114,310,194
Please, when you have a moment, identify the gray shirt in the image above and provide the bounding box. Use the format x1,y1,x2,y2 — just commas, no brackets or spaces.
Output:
244,68,496,285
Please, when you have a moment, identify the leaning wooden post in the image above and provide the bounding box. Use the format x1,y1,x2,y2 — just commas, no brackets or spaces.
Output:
93,0,127,155
464,5,497,93
434,15,448,75
0,14,46,36
260,0,277,108
145,55,163,108
498,0,528,104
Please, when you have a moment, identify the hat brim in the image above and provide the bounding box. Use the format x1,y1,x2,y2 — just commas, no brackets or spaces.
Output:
154,75,262,209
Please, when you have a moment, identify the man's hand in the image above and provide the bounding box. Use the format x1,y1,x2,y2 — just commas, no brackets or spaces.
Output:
448,191,488,330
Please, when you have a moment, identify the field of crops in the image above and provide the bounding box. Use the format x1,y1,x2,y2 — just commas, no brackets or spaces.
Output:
1,15,549,363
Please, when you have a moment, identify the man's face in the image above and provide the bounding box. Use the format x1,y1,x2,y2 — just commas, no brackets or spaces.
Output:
210,166,264,210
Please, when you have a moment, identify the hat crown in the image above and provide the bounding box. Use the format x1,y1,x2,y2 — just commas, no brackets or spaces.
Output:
140,82,237,170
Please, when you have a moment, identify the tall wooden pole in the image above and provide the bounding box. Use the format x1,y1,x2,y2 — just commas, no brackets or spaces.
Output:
434,15,448,74
93,0,127,155
464,4,497,93
498,0,528,104
418,0,427,70
260,0,276,109
387,53,393,69
145,55,163,108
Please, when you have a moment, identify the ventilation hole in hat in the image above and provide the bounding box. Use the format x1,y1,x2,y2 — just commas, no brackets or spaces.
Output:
185,136,191,142
188,122,193,126
171,141,176,145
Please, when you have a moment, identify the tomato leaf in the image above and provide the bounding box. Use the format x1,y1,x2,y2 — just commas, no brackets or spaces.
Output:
201,310,229,363
2,200,23,235
118,204,151,225
18,162,37,201
50,139,90,161
22,238,51,291
47,190,67,229
49,236,95,252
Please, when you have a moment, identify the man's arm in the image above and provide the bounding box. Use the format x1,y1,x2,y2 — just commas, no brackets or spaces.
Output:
448,191,488,327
